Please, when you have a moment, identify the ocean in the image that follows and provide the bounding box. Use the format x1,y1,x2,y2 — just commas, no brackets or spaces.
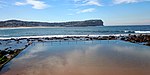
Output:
0,25,150,38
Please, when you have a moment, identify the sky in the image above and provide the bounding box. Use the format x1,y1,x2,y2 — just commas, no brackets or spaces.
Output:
0,0,150,26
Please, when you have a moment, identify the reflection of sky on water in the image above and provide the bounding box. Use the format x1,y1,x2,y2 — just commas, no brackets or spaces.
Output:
1,40,150,75
17,43,49,60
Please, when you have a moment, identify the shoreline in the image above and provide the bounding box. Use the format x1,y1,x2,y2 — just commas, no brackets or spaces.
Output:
0,34,149,40
0,34,144,40
0,47,27,70
0,34,150,46
0,40,32,70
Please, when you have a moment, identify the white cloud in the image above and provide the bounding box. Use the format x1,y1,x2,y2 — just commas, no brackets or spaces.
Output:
83,0,102,6
77,8,95,14
74,0,102,6
113,0,150,4
15,0,49,9
15,2,27,6
0,0,7,8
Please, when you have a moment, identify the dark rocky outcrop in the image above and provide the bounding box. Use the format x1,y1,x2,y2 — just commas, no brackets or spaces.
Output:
0,19,103,27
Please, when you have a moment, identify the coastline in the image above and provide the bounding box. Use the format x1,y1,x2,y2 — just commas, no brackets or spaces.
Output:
0,34,149,40
0,34,127,40
0,46,28,70
0,40,32,70
0,19,103,27
1,34,150,46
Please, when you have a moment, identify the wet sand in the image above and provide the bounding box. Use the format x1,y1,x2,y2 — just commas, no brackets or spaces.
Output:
1,40,150,75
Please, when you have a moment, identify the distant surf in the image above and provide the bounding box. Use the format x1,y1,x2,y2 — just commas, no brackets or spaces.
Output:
124,30,150,33
0,34,125,40
134,31,150,33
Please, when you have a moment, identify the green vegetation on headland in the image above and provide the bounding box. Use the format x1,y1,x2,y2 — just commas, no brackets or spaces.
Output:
0,19,103,27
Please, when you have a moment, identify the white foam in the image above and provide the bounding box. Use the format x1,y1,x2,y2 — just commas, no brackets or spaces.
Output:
135,31,150,33
124,30,135,33
0,34,131,40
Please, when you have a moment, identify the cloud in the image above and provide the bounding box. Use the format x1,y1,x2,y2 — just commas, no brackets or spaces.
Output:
15,0,49,9
83,0,102,6
74,0,102,6
70,0,150,15
74,0,150,5
113,0,150,4
0,0,7,8
77,8,95,14
72,0,99,14
15,2,27,6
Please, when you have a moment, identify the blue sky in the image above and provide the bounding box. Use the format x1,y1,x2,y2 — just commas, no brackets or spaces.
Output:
0,0,150,25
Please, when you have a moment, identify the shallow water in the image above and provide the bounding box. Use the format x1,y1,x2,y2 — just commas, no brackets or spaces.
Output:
1,40,150,75
0,39,28,50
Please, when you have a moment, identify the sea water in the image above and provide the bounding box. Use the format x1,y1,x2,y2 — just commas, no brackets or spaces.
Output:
0,25,150,38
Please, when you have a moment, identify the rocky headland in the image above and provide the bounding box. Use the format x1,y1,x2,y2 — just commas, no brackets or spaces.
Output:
0,19,103,27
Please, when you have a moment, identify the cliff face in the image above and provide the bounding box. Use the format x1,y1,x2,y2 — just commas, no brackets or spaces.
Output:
0,19,103,27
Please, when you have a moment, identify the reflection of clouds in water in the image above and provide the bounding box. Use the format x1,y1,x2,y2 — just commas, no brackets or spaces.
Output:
18,43,48,60
4,45,102,75
113,46,150,57
23,45,150,75
22,45,102,75
2,42,150,75
65,45,101,66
